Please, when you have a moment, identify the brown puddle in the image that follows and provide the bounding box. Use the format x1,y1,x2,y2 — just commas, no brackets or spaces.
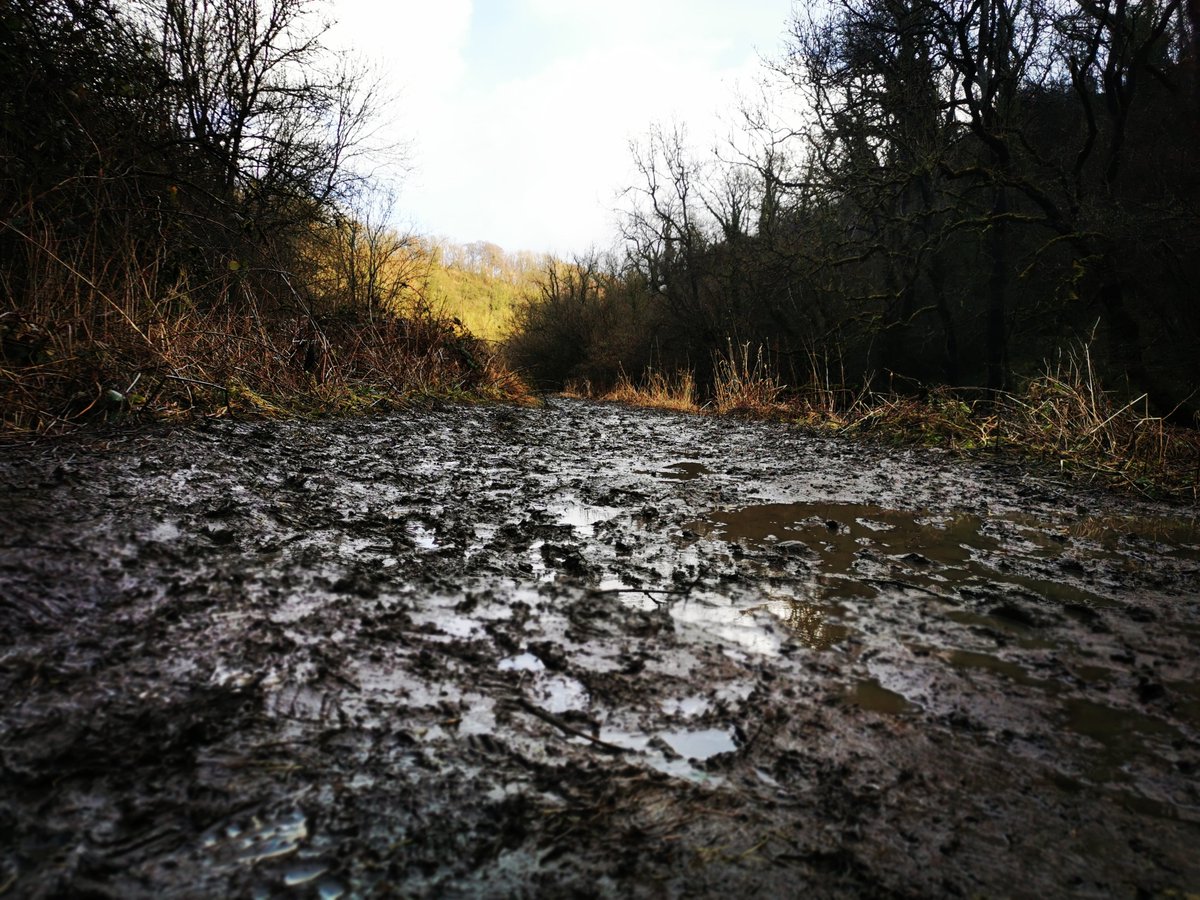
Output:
684,501,1137,610
847,678,918,715
1009,511,1200,562
688,502,992,565
1167,681,1200,730
1062,698,1183,782
638,460,710,482
944,649,1055,689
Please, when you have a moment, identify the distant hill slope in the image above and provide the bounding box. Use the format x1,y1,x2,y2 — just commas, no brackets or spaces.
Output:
418,240,544,342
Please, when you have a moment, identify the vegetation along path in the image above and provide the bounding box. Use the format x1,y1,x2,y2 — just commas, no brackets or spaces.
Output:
2,399,1199,897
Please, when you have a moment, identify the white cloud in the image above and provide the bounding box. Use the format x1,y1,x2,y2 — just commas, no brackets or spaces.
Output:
326,0,471,142
328,0,793,253
327,0,472,89
455,45,758,253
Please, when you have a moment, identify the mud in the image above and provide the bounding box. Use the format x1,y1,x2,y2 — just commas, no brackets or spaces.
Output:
1,398,1198,898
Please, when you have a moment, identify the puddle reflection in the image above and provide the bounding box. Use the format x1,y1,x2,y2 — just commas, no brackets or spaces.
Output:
660,728,736,760
664,597,784,655
659,461,713,481
847,679,917,715
551,501,618,536
1010,511,1200,561
685,501,1136,611
745,592,851,650
406,521,439,552
1062,698,1183,783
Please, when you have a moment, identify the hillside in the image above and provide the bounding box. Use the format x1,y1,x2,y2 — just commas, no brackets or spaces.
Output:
417,240,545,342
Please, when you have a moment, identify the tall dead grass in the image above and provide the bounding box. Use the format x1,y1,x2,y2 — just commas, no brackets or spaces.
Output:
571,344,787,417
712,341,786,415
0,220,531,436
566,342,1198,500
796,348,1200,499
598,368,699,413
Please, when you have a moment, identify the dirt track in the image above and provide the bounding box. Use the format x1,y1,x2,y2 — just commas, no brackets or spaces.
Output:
2,398,1199,897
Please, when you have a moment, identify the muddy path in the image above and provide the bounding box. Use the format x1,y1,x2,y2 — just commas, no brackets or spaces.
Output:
2,399,1199,898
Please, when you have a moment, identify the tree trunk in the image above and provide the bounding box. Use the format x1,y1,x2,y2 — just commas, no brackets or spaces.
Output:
930,256,959,385
985,183,1009,393
1098,274,1197,425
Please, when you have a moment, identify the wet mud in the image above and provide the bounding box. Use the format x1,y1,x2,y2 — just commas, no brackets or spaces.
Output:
1,398,1198,897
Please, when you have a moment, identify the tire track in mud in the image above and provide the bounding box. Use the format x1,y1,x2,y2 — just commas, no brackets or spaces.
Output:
1,399,1198,897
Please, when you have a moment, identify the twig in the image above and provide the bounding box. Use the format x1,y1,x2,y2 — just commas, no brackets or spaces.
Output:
863,577,945,597
510,698,627,754
593,587,691,596
163,373,227,395
0,220,154,347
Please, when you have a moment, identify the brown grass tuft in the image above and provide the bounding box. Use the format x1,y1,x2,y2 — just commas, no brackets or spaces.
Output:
789,347,1200,500
596,369,699,413
712,341,786,416
0,223,530,437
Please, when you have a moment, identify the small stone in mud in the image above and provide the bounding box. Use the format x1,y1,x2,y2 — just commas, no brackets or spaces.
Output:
621,655,646,674
203,499,240,519
1137,679,1166,703
540,543,588,575
1063,603,1102,624
203,526,236,545
333,575,378,598
776,540,811,557
527,641,569,671
989,601,1040,627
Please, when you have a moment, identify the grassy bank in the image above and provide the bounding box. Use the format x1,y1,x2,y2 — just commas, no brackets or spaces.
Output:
0,0,535,439
0,303,532,436
567,346,1200,502
0,237,532,437
0,313,532,437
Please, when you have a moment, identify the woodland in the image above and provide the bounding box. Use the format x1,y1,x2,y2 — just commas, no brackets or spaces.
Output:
0,0,526,430
507,0,1200,456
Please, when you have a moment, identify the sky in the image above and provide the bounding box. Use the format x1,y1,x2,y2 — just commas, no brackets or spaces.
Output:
327,1,795,256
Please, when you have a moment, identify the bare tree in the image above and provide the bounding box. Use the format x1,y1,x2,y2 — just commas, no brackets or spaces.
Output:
322,188,422,321
147,0,384,231
779,0,1197,407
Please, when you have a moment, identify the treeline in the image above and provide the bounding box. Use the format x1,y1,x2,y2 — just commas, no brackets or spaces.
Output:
425,240,545,285
418,240,546,341
507,0,1200,424
0,0,517,431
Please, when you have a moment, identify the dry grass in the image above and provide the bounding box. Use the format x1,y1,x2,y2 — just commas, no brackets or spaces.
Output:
568,344,785,417
792,348,1200,500
0,225,533,436
712,342,786,416
567,344,1198,501
599,369,699,413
